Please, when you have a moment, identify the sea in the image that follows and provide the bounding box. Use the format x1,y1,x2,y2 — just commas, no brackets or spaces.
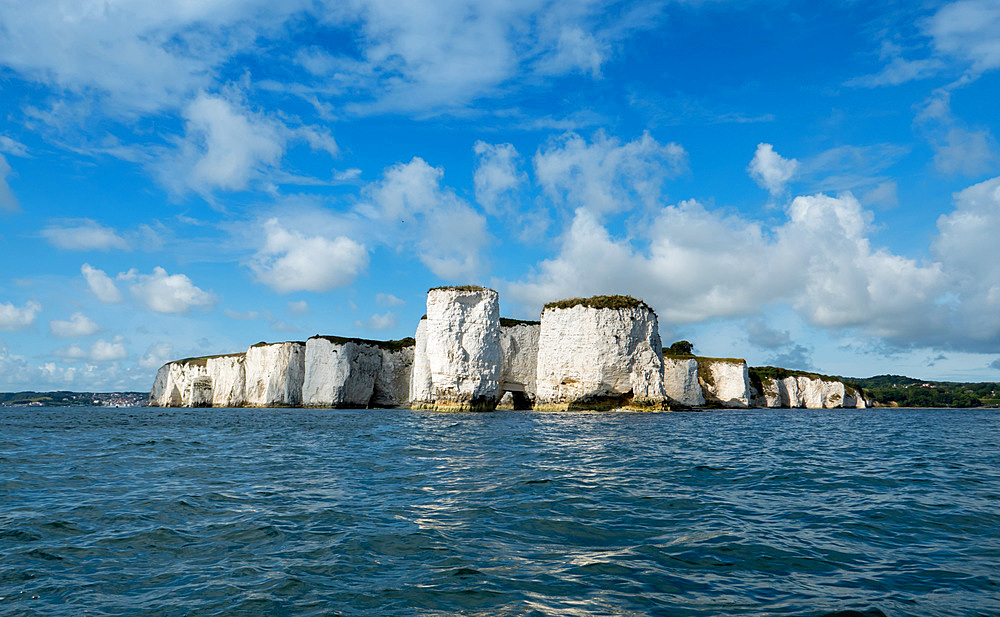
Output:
1,406,998,617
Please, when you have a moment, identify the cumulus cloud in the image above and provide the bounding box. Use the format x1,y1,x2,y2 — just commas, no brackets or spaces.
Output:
0,0,299,114
355,311,398,331
287,300,310,315
81,263,123,303
506,192,946,344
250,218,368,293
126,267,215,313
89,338,127,362
918,91,999,177
473,141,527,216
748,143,799,196
50,312,100,338
361,157,489,280
41,219,128,251
534,131,687,216
0,154,18,212
139,342,175,369
928,0,1000,75
159,93,287,195
375,293,405,308
0,300,41,331
56,338,127,362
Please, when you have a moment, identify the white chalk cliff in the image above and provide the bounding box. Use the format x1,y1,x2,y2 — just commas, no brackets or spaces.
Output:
303,336,414,408
663,356,706,407
499,320,540,407
410,287,502,410
149,288,869,411
244,341,305,407
697,358,751,408
535,298,665,409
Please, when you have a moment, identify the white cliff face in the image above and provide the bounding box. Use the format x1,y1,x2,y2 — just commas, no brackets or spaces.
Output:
698,358,750,408
535,302,665,409
751,376,782,408
303,337,382,407
372,344,414,407
663,357,705,407
244,342,305,407
148,360,210,407
412,288,502,410
499,321,540,404
149,364,171,406
409,318,432,405
207,354,245,407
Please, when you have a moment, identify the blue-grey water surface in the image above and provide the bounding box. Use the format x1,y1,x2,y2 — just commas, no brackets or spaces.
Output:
1,406,999,616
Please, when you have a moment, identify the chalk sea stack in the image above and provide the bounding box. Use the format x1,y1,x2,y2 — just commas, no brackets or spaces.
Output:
149,286,867,411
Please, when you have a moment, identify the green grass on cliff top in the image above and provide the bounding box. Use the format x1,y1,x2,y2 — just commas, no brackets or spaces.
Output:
543,295,653,313
309,335,416,351
428,285,492,292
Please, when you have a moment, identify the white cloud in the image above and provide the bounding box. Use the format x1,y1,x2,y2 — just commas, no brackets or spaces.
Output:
41,219,129,251
56,338,127,362
250,218,368,293
127,267,215,313
928,0,1000,74
362,157,489,280
50,312,100,338
81,263,123,303
89,338,127,362
748,143,799,196
506,192,946,343
0,136,28,157
287,300,310,315
375,293,405,308
0,154,18,212
160,93,286,195
917,91,999,177
224,309,261,320
933,126,998,176
0,300,41,331
0,0,303,114
139,342,175,369
473,141,527,216
534,131,687,216
355,311,398,331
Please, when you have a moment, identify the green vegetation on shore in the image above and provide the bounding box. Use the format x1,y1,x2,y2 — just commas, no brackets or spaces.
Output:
853,375,1000,408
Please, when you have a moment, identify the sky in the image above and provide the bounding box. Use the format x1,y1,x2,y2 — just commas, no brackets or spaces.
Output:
1,0,1000,392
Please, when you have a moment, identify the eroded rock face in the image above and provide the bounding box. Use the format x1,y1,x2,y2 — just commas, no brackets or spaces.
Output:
500,321,540,404
535,302,665,409
410,288,502,411
207,354,245,407
409,318,432,405
372,345,414,407
302,336,415,408
148,360,210,407
244,341,305,407
663,357,705,407
757,373,867,408
303,337,382,407
698,358,750,408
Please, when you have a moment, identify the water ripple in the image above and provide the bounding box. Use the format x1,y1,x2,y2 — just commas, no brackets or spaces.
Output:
1,407,999,616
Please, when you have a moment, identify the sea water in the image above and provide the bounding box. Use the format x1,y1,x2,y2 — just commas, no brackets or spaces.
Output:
1,406,998,616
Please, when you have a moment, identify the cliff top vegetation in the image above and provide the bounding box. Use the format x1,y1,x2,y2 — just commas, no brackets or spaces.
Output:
500,317,540,327
429,285,493,292
543,295,653,313
176,352,246,366
310,335,416,351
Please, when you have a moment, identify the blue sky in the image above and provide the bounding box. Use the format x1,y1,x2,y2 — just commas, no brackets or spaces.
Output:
2,0,1000,391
